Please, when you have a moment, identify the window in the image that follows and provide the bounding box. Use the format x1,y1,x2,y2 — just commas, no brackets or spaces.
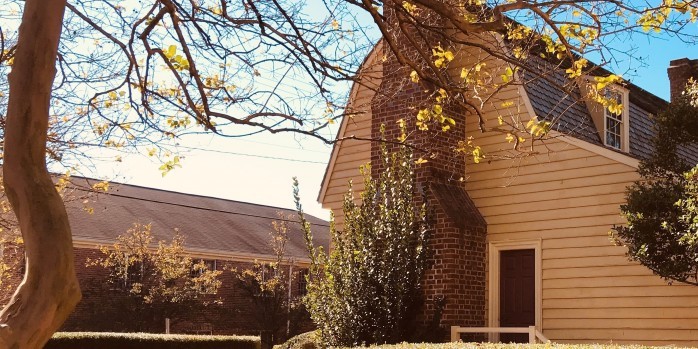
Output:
116,254,144,290
297,268,308,296
602,88,628,151
191,259,218,294
191,258,216,277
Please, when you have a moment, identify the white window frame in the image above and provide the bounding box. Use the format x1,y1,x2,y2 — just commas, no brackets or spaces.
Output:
488,239,542,343
602,86,630,152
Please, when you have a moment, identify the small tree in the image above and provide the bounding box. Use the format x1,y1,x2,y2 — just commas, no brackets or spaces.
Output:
611,96,698,285
232,212,308,347
88,222,222,331
295,135,431,346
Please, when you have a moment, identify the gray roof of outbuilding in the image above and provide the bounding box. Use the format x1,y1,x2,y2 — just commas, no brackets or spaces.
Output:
66,178,330,260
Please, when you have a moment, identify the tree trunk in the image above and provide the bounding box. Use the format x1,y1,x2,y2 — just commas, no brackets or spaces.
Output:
0,0,81,348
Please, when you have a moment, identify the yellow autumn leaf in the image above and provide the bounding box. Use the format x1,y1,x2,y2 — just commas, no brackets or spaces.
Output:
164,45,177,59
415,157,428,165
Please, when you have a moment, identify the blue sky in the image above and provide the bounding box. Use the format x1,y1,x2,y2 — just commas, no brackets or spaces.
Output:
84,15,697,222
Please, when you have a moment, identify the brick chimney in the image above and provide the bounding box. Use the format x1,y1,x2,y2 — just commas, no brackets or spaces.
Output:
668,58,698,101
369,7,487,337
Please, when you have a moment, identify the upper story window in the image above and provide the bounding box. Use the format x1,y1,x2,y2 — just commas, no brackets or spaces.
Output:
595,84,630,152
604,89,624,150
581,77,631,153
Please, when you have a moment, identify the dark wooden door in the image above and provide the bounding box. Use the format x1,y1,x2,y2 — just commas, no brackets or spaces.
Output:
499,249,535,343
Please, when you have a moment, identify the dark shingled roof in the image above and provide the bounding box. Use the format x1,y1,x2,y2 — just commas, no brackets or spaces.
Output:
522,62,601,145
522,56,698,164
66,178,330,260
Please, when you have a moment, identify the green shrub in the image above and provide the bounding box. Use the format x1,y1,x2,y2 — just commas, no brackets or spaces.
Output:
295,132,431,347
272,331,321,349
45,332,260,349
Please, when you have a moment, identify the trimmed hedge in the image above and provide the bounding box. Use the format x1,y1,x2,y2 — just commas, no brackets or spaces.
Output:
276,336,696,349
45,332,260,349
347,344,693,349
273,331,321,349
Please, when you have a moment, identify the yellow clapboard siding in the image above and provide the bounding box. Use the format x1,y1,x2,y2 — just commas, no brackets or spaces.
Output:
331,160,370,173
337,123,371,136
464,147,609,173
488,225,615,241
488,215,626,235
468,163,636,190
542,255,637,269
542,245,627,260
544,285,698,299
546,318,698,330
480,201,622,224
542,235,620,249
330,168,370,183
333,141,370,154
542,329,698,342
542,264,652,280
469,155,618,180
544,307,698,319
330,148,371,162
543,275,671,289
325,177,367,195
476,183,629,209
544,296,698,309
468,171,637,199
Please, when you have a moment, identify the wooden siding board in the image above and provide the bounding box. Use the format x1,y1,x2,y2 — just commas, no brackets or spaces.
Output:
544,307,698,319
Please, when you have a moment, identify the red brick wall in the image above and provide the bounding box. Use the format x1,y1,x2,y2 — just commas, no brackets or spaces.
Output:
369,9,487,334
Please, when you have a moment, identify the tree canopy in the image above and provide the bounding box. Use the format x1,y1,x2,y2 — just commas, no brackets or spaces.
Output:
87,222,222,331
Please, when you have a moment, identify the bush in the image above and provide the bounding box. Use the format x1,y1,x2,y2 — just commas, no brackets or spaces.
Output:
45,332,260,349
272,331,321,349
295,133,431,346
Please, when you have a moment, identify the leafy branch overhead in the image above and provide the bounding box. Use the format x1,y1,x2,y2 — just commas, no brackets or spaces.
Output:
358,0,698,158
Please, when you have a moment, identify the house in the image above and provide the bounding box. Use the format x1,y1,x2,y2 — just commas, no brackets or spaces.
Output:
1,177,329,336
318,35,698,346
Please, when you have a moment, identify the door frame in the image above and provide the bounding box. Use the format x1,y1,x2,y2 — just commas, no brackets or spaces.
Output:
488,239,542,341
